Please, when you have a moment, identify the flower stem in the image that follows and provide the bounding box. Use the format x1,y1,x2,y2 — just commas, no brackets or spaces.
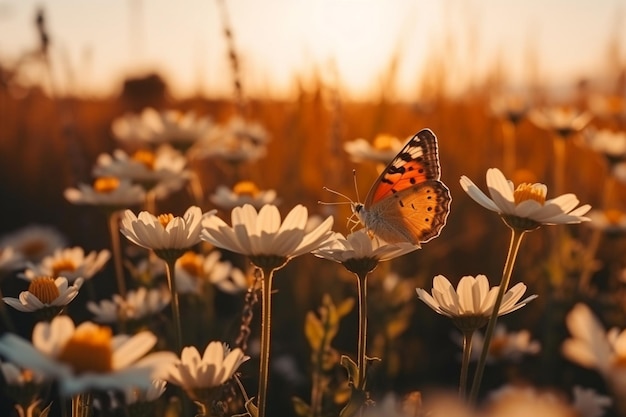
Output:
107,210,127,298
469,228,525,404
355,271,368,390
165,260,183,354
257,266,275,417
71,392,92,417
459,329,474,400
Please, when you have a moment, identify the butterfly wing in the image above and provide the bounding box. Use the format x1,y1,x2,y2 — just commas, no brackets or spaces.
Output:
364,128,444,207
360,128,451,245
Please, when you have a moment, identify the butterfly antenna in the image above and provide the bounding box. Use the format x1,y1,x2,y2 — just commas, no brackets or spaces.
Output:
320,186,355,204
352,169,361,203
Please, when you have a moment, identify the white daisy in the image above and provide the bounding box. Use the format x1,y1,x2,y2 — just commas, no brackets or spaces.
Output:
343,133,405,164
489,93,529,125
529,106,592,138
460,167,591,230
192,116,269,163
87,286,171,323
315,229,418,263
456,324,540,363
201,204,334,269
562,303,626,377
176,250,247,295
582,128,626,166
120,206,210,260
0,224,67,263
114,108,213,152
164,341,248,400
485,385,578,417
586,209,626,234
416,275,536,329
210,181,280,211
21,246,110,283
93,145,189,193
0,315,177,396
64,177,146,209
3,276,83,314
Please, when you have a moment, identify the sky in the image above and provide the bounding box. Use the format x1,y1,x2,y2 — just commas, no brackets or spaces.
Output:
0,0,624,100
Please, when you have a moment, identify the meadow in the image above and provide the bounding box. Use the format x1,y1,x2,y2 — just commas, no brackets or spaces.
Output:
1,5,626,417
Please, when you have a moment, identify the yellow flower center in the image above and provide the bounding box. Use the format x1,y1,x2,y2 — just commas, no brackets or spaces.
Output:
93,177,120,193
21,369,34,383
58,324,113,373
233,181,260,197
604,209,623,225
51,259,77,277
513,183,546,206
28,277,60,304
372,133,397,151
131,150,156,170
158,213,175,228
178,251,203,277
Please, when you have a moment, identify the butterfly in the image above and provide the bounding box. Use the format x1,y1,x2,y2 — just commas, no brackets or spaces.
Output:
344,128,451,246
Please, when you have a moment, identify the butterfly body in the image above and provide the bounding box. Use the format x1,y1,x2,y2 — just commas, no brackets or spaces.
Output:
352,128,451,246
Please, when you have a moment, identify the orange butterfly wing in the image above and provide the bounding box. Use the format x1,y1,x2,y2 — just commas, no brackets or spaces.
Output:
365,129,444,206
361,128,451,245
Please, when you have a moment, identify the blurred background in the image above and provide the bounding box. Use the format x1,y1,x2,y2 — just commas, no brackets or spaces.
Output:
1,0,626,415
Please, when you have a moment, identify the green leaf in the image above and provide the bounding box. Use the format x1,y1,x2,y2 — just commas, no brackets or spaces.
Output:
340,354,359,387
338,386,367,417
291,396,312,417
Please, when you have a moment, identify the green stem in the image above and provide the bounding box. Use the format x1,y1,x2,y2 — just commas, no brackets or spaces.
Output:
459,330,474,400
355,272,368,390
165,260,183,354
257,266,275,417
469,228,525,404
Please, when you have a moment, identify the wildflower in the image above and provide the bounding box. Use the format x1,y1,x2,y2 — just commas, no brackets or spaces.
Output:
93,145,189,194
0,360,47,413
343,133,405,164
460,167,590,231
529,106,592,138
484,385,579,417
176,250,247,295
64,177,146,209
416,275,536,331
113,108,213,152
120,206,208,261
3,276,83,317
164,341,248,403
193,116,269,163
201,204,334,270
21,246,110,284
0,224,67,263
582,128,626,168
314,229,418,275
454,324,540,363
489,93,529,125
571,386,612,417
586,209,626,234
0,315,176,396
87,286,171,324
210,181,280,211
201,204,333,417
